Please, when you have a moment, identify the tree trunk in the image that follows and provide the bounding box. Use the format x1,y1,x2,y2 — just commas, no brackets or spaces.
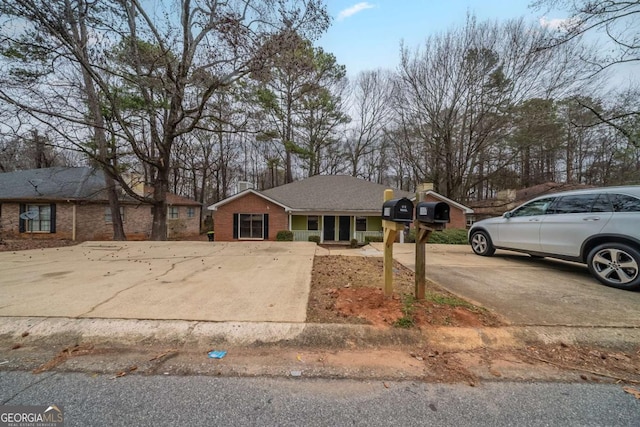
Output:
75,1,125,240
151,177,168,240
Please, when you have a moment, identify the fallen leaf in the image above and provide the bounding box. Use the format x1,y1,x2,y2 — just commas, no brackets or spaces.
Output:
623,387,640,399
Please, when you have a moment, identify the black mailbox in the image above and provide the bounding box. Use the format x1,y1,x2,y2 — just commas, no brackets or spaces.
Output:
382,198,414,223
416,201,450,224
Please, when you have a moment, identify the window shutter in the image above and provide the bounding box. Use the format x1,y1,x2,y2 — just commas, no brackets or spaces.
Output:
233,214,239,239
19,204,26,233
50,203,56,233
263,214,269,240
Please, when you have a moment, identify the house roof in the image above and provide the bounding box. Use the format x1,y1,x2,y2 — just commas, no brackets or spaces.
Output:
0,167,201,206
0,167,107,201
262,175,414,212
208,175,473,214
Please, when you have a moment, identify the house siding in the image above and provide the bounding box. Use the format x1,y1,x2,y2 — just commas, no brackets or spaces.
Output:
0,201,201,240
213,192,288,241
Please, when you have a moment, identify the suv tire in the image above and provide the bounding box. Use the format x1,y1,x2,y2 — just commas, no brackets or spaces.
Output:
470,230,496,257
587,243,640,290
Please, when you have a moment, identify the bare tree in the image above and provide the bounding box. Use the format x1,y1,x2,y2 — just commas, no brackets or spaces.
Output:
532,0,640,146
0,0,329,239
532,0,639,70
344,69,395,178
396,16,594,200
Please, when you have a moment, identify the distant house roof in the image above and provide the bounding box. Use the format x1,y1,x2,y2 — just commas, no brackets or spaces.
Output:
514,182,593,202
208,175,473,214
0,167,200,206
469,182,594,217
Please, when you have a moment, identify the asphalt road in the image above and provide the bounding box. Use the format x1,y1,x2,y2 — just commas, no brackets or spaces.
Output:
1,371,638,426
371,244,640,327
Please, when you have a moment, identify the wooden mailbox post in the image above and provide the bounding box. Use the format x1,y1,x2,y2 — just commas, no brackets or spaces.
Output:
414,192,451,299
382,189,406,297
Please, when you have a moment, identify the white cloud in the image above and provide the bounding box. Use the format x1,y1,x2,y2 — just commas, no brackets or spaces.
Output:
539,16,579,31
337,2,375,21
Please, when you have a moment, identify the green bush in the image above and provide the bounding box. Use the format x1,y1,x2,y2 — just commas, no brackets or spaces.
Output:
350,238,359,248
276,230,294,241
308,235,320,244
364,235,383,243
405,229,416,243
428,228,468,244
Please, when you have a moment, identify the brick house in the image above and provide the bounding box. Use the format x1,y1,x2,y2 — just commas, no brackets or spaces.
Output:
208,175,473,242
0,167,201,241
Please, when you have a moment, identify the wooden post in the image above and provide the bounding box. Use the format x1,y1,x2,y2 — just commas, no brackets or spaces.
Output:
414,192,435,300
415,192,425,300
383,189,395,297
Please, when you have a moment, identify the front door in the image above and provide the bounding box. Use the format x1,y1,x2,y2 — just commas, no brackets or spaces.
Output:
324,216,335,241
339,216,350,241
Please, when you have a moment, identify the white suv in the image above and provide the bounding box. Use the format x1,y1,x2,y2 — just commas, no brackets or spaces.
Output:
469,186,640,290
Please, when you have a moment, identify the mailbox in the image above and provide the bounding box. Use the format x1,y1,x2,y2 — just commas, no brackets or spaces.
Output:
416,201,450,224
382,198,414,223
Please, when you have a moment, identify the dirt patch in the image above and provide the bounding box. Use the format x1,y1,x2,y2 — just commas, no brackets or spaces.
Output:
308,255,502,328
401,342,640,385
307,255,640,384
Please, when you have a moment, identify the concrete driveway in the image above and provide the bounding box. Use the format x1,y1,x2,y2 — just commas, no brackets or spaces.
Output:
370,243,640,327
0,242,316,323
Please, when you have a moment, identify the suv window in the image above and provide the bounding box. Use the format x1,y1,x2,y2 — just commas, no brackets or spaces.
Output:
510,197,555,217
552,194,600,214
611,194,640,212
591,194,613,212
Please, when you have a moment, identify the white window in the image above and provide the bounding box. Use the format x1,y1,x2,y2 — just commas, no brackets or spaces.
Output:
26,204,51,232
187,207,196,218
356,216,367,232
168,206,179,219
105,207,125,223
239,213,264,239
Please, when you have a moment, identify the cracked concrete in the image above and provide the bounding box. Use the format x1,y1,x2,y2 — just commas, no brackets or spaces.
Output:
0,241,316,322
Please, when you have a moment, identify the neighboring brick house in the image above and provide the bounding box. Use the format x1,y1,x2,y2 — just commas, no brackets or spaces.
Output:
208,175,473,242
0,167,201,241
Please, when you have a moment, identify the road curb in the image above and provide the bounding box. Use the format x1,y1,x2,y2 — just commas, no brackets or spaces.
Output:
2,317,639,351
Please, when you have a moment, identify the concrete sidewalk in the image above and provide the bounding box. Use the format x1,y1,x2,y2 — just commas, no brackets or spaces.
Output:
0,241,315,323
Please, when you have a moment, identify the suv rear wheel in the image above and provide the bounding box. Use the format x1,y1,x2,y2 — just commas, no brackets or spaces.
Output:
587,243,640,290
470,230,496,256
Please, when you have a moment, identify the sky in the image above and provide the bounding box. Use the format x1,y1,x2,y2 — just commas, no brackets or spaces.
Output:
317,0,566,77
